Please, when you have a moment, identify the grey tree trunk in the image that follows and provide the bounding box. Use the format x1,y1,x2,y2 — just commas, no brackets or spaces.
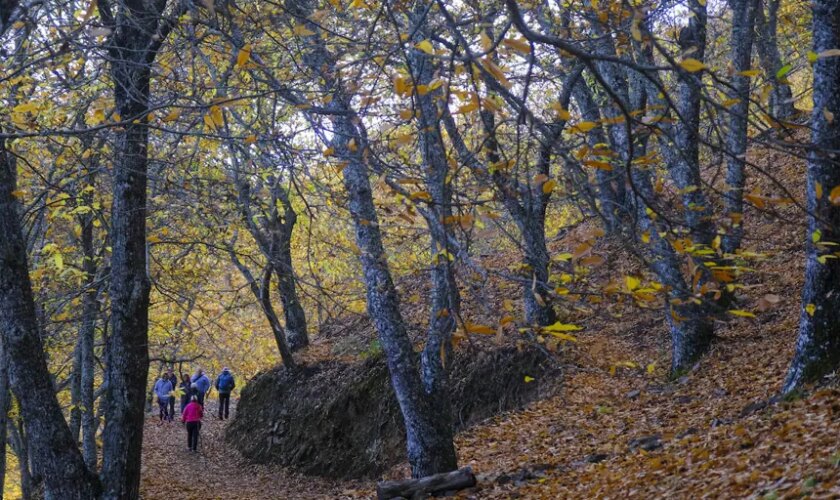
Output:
270,219,308,351
783,0,840,392
0,143,99,497
722,0,760,254
281,0,458,477
232,159,309,352
0,336,9,499
99,0,179,495
406,14,459,466
755,0,797,119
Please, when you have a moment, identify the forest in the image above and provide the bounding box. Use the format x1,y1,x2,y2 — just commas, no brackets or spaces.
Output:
0,0,839,497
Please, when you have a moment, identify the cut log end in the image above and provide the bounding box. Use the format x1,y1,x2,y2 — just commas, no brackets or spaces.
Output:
376,467,477,499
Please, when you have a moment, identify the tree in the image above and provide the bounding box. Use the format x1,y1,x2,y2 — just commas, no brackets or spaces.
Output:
97,0,184,496
782,0,840,392
0,4,100,496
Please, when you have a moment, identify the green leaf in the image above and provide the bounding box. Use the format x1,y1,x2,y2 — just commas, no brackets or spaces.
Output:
776,64,792,80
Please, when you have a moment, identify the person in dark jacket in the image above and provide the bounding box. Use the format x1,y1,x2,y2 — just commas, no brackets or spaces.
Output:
178,373,192,414
214,367,236,420
165,368,178,419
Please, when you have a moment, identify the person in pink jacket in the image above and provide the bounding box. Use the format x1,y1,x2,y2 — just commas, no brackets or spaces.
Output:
181,395,204,452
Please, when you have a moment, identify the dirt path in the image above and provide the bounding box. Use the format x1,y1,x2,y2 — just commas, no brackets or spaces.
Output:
140,400,368,499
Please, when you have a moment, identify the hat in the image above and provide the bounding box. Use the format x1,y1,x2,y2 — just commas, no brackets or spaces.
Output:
222,367,230,372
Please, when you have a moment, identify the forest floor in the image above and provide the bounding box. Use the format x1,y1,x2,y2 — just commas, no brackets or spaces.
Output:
140,301,840,498
141,137,840,498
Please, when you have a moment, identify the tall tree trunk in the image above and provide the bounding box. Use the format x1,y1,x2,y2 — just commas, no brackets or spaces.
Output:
69,343,82,442
571,79,624,232
0,337,9,499
406,16,459,467
281,0,459,477
101,18,154,500
270,223,308,351
0,142,98,497
783,0,840,392
722,0,760,254
755,0,797,120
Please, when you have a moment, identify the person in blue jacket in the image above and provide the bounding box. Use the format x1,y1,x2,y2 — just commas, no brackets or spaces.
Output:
214,367,236,420
190,368,211,406
153,373,173,424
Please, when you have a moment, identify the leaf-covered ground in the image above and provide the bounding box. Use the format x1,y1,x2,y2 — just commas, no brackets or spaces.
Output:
141,140,840,498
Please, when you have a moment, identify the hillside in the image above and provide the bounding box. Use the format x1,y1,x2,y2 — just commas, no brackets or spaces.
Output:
135,136,840,498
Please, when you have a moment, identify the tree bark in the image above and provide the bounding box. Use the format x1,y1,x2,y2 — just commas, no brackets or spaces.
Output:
0,336,9,499
722,0,760,254
284,0,459,477
783,0,840,392
0,143,99,497
406,14,459,472
376,467,476,499
755,0,797,120
99,0,173,494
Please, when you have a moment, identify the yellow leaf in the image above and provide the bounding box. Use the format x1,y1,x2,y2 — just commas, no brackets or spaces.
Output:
244,134,257,144
208,105,223,127
543,321,582,333
817,182,824,199
466,323,495,335
481,58,510,88
738,69,760,77
646,362,656,374
625,276,640,291
161,109,180,122
10,189,25,199
54,252,64,270
457,102,479,114
415,40,434,55
728,309,756,318
236,44,252,67
542,179,557,195
570,121,598,133
641,231,650,244
502,37,531,54
829,186,840,205
293,24,315,36
524,375,535,383
409,191,432,201
679,58,706,72
550,102,572,121
323,146,335,157
348,138,357,152
806,303,816,316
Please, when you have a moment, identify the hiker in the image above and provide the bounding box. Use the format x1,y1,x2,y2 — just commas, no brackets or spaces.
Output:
165,368,178,418
153,373,173,424
181,395,204,452
179,373,192,414
191,368,211,405
214,367,236,420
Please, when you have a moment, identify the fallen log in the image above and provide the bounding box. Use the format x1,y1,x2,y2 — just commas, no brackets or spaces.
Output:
376,467,476,499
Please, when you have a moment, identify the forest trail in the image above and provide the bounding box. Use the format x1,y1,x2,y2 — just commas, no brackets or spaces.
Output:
141,292,840,499
139,400,368,499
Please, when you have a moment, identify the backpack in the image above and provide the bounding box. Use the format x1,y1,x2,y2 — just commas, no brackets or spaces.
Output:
218,372,234,392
